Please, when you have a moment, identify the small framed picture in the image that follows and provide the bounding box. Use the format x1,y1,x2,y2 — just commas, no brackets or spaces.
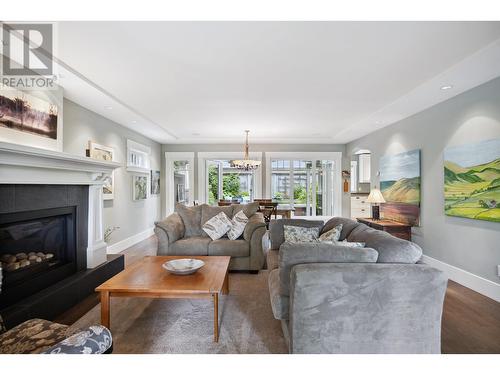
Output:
151,170,160,195
88,141,115,200
133,175,148,201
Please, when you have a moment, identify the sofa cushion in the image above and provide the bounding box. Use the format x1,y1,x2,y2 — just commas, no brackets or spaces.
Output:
208,239,249,257
201,204,234,224
347,224,422,263
321,217,360,240
268,269,289,320
227,210,248,240
232,202,259,218
279,242,379,295
202,212,232,240
269,219,324,250
169,236,211,255
284,225,320,243
0,319,69,354
267,249,279,270
175,204,203,237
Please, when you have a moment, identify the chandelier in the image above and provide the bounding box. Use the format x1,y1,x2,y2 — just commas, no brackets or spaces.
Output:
231,130,261,171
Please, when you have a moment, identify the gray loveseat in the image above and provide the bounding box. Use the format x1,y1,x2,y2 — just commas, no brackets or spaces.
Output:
154,203,267,271
267,217,448,354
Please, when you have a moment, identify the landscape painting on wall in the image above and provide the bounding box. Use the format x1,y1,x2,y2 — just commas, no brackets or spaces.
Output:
0,90,58,139
444,138,500,222
379,149,421,226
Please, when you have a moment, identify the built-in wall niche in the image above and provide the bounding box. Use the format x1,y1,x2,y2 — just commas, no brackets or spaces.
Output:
126,139,151,174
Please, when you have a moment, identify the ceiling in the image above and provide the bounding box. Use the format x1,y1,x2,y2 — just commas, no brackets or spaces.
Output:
55,21,500,144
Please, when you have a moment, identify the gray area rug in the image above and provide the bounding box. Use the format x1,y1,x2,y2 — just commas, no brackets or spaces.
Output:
71,270,288,354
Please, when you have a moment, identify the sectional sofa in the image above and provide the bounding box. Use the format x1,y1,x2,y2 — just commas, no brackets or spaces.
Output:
267,217,448,354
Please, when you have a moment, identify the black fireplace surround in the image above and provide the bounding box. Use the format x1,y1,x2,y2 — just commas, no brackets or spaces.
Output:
0,185,124,328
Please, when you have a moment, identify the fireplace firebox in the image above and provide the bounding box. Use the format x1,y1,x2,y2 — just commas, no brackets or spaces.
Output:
0,206,84,308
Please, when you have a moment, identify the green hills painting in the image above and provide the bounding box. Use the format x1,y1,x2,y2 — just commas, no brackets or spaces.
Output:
444,138,500,222
379,149,421,225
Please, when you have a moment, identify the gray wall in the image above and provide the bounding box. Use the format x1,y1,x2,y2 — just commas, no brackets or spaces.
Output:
63,99,162,246
162,143,349,217
346,77,500,283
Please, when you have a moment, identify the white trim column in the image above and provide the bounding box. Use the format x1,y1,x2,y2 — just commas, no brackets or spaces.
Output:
87,183,107,268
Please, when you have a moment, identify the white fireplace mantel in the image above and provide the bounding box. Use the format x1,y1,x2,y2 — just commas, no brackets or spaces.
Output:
0,141,122,269
0,141,122,185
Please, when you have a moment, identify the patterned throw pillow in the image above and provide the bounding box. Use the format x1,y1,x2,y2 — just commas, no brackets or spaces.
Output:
227,210,248,240
283,225,320,243
319,224,343,242
202,212,232,240
334,240,365,248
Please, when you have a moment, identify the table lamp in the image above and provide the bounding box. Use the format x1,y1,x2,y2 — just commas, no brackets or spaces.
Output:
366,188,386,220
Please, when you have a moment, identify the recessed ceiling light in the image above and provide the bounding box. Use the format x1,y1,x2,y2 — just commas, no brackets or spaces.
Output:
440,85,453,91
375,121,383,125
104,106,113,110
192,133,200,136
131,120,137,124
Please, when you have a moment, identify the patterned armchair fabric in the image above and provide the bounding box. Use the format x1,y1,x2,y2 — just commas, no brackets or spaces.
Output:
0,319,70,354
43,325,112,354
0,319,112,354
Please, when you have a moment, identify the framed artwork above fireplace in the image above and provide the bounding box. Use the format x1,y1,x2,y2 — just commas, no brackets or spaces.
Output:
0,88,63,152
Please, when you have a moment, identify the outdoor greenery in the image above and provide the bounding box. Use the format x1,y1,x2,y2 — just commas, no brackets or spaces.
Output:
208,166,249,204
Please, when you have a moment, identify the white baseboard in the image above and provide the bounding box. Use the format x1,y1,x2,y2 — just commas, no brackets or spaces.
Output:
106,227,155,254
422,255,500,302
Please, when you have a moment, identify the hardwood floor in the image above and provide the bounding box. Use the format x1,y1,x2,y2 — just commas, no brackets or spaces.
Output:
55,236,500,354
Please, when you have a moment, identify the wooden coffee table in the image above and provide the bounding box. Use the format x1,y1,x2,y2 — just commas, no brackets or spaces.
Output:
95,255,230,342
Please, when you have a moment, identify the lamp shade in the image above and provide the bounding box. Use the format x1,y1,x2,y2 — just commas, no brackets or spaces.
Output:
366,188,386,204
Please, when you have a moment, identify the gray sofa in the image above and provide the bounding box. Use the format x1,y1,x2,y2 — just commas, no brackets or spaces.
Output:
267,217,448,354
154,203,267,271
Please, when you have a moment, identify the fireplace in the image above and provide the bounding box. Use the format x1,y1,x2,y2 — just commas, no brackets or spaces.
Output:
0,206,85,308
0,143,124,328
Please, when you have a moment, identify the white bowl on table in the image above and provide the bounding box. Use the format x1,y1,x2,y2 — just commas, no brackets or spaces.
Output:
162,258,205,275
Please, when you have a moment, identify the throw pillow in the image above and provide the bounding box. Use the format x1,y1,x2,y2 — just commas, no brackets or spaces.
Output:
202,212,232,240
175,203,203,237
319,224,343,242
283,225,320,243
227,210,248,240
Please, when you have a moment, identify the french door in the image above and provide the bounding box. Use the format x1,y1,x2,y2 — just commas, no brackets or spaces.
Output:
266,153,341,217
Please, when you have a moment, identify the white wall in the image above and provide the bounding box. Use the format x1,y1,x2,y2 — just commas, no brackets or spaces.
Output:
346,77,500,284
63,99,162,247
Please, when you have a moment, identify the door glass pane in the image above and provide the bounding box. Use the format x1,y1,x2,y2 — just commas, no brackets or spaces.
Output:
316,160,334,216
292,160,312,217
208,160,255,205
173,160,190,205
207,161,220,205
271,160,291,203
